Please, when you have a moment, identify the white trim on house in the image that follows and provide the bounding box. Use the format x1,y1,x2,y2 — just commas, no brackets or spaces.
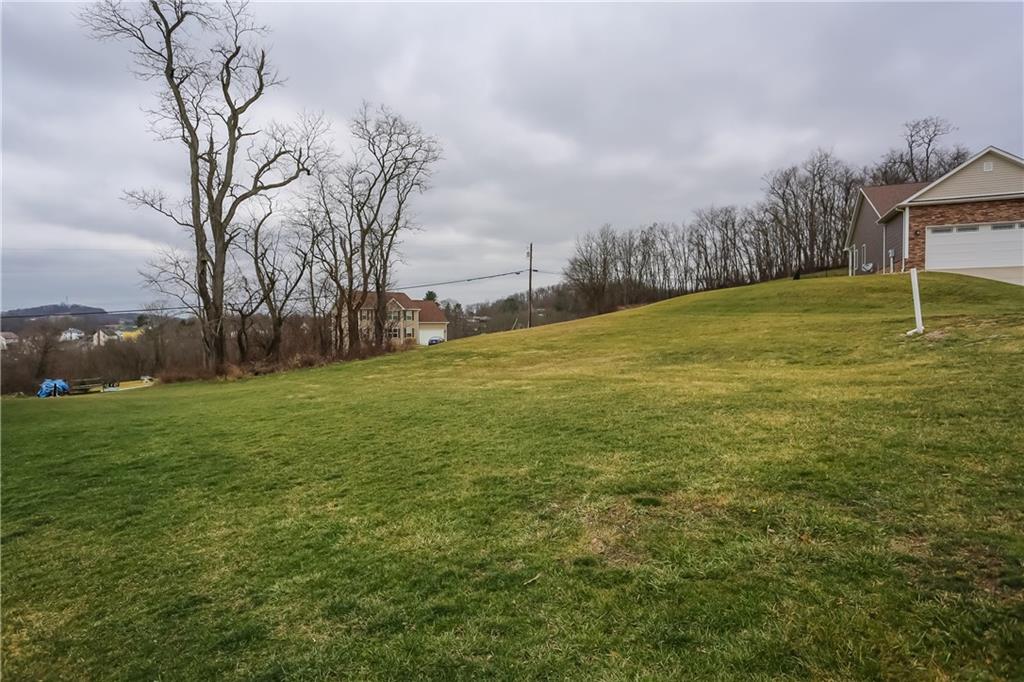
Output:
898,191,1024,206
844,189,882,251
888,146,1024,212
844,193,863,251
901,207,909,271
862,192,881,218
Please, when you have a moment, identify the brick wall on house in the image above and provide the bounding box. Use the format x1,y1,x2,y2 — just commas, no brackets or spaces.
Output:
906,198,1024,269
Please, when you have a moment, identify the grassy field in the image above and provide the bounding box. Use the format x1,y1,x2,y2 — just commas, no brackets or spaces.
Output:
3,273,1023,679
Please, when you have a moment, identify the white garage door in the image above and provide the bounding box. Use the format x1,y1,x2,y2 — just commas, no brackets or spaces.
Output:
417,323,447,346
926,223,1024,270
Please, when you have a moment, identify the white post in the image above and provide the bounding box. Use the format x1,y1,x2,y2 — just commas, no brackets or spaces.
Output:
906,268,924,336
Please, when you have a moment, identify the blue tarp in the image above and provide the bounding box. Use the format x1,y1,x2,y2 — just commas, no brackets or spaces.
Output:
37,379,70,398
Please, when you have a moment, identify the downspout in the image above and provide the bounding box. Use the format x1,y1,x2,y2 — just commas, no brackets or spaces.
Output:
901,207,909,272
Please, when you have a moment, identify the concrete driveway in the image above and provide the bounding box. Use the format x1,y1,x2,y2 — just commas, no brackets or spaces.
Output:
936,267,1024,286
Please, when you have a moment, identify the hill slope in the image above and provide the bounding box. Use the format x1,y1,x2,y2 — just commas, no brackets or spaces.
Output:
3,273,1023,679
0,303,132,332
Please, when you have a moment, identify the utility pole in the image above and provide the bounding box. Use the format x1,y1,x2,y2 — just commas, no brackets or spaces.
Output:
527,242,533,329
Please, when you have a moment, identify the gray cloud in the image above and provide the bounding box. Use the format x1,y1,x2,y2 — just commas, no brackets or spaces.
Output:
3,1,1021,309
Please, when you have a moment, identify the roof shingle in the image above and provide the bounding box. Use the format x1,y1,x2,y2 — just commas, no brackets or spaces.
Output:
415,300,448,323
861,182,930,219
358,292,448,323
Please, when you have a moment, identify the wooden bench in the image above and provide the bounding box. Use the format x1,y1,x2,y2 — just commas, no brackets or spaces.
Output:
69,377,104,395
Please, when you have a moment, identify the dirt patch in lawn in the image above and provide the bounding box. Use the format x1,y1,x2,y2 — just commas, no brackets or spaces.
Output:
574,500,646,566
570,491,737,567
893,535,1024,603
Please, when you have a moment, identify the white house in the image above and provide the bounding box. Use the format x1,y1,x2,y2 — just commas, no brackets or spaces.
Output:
59,327,85,342
91,329,120,347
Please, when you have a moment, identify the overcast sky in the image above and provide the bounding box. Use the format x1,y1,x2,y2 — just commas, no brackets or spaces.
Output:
3,2,1022,311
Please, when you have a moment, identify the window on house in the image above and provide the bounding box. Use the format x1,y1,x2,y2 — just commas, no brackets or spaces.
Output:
389,328,400,338
982,161,994,172
991,223,1016,231
405,326,415,337
930,227,953,234
955,226,979,233
861,244,866,264
404,310,414,320
388,311,399,321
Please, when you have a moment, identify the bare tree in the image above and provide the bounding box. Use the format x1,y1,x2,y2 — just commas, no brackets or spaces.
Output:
244,204,310,361
301,105,441,355
349,104,441,349
82,1,325,373
868,117,970,184
141,248,205,319
566,148,862,312
224,256,266,364
302,163,374,359
762,149,860,275
564,225,616,313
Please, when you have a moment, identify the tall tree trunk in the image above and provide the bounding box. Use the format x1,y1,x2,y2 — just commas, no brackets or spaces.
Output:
373,282,387,349
237,317,250,364
266,318,284,362
346,304,361,359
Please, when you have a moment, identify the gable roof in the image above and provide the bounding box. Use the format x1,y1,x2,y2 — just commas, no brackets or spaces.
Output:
863,182,930,220
416,299,448,324
360,292,417,309
845,182,928,249
357,292,448,323
878,146,1024,220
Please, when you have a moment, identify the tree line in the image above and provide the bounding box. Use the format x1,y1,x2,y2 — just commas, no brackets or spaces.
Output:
565,117,969,313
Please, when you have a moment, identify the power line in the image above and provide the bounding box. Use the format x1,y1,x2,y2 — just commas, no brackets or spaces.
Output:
392,269,536,291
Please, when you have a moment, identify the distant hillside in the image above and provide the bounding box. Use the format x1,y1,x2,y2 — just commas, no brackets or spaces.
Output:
0,304,134,332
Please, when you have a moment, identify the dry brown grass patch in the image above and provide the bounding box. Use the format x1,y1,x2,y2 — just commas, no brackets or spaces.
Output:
575,499,646,566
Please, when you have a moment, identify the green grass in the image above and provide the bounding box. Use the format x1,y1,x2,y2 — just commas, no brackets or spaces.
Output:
3,273,1023,680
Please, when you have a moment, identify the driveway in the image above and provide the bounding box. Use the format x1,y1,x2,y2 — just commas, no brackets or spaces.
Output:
936,267,1024,286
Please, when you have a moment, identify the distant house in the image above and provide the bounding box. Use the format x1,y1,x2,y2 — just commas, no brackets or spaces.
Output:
59,328,85,342
358,292,449,346
0,331,18,349
91,329,119,347
846,146,1024,285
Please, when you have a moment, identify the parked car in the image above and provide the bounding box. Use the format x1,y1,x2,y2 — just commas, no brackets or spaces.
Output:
428,337,445,346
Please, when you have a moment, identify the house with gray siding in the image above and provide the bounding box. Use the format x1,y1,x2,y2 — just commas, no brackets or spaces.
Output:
846,146,1024,285
844,182,927,275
